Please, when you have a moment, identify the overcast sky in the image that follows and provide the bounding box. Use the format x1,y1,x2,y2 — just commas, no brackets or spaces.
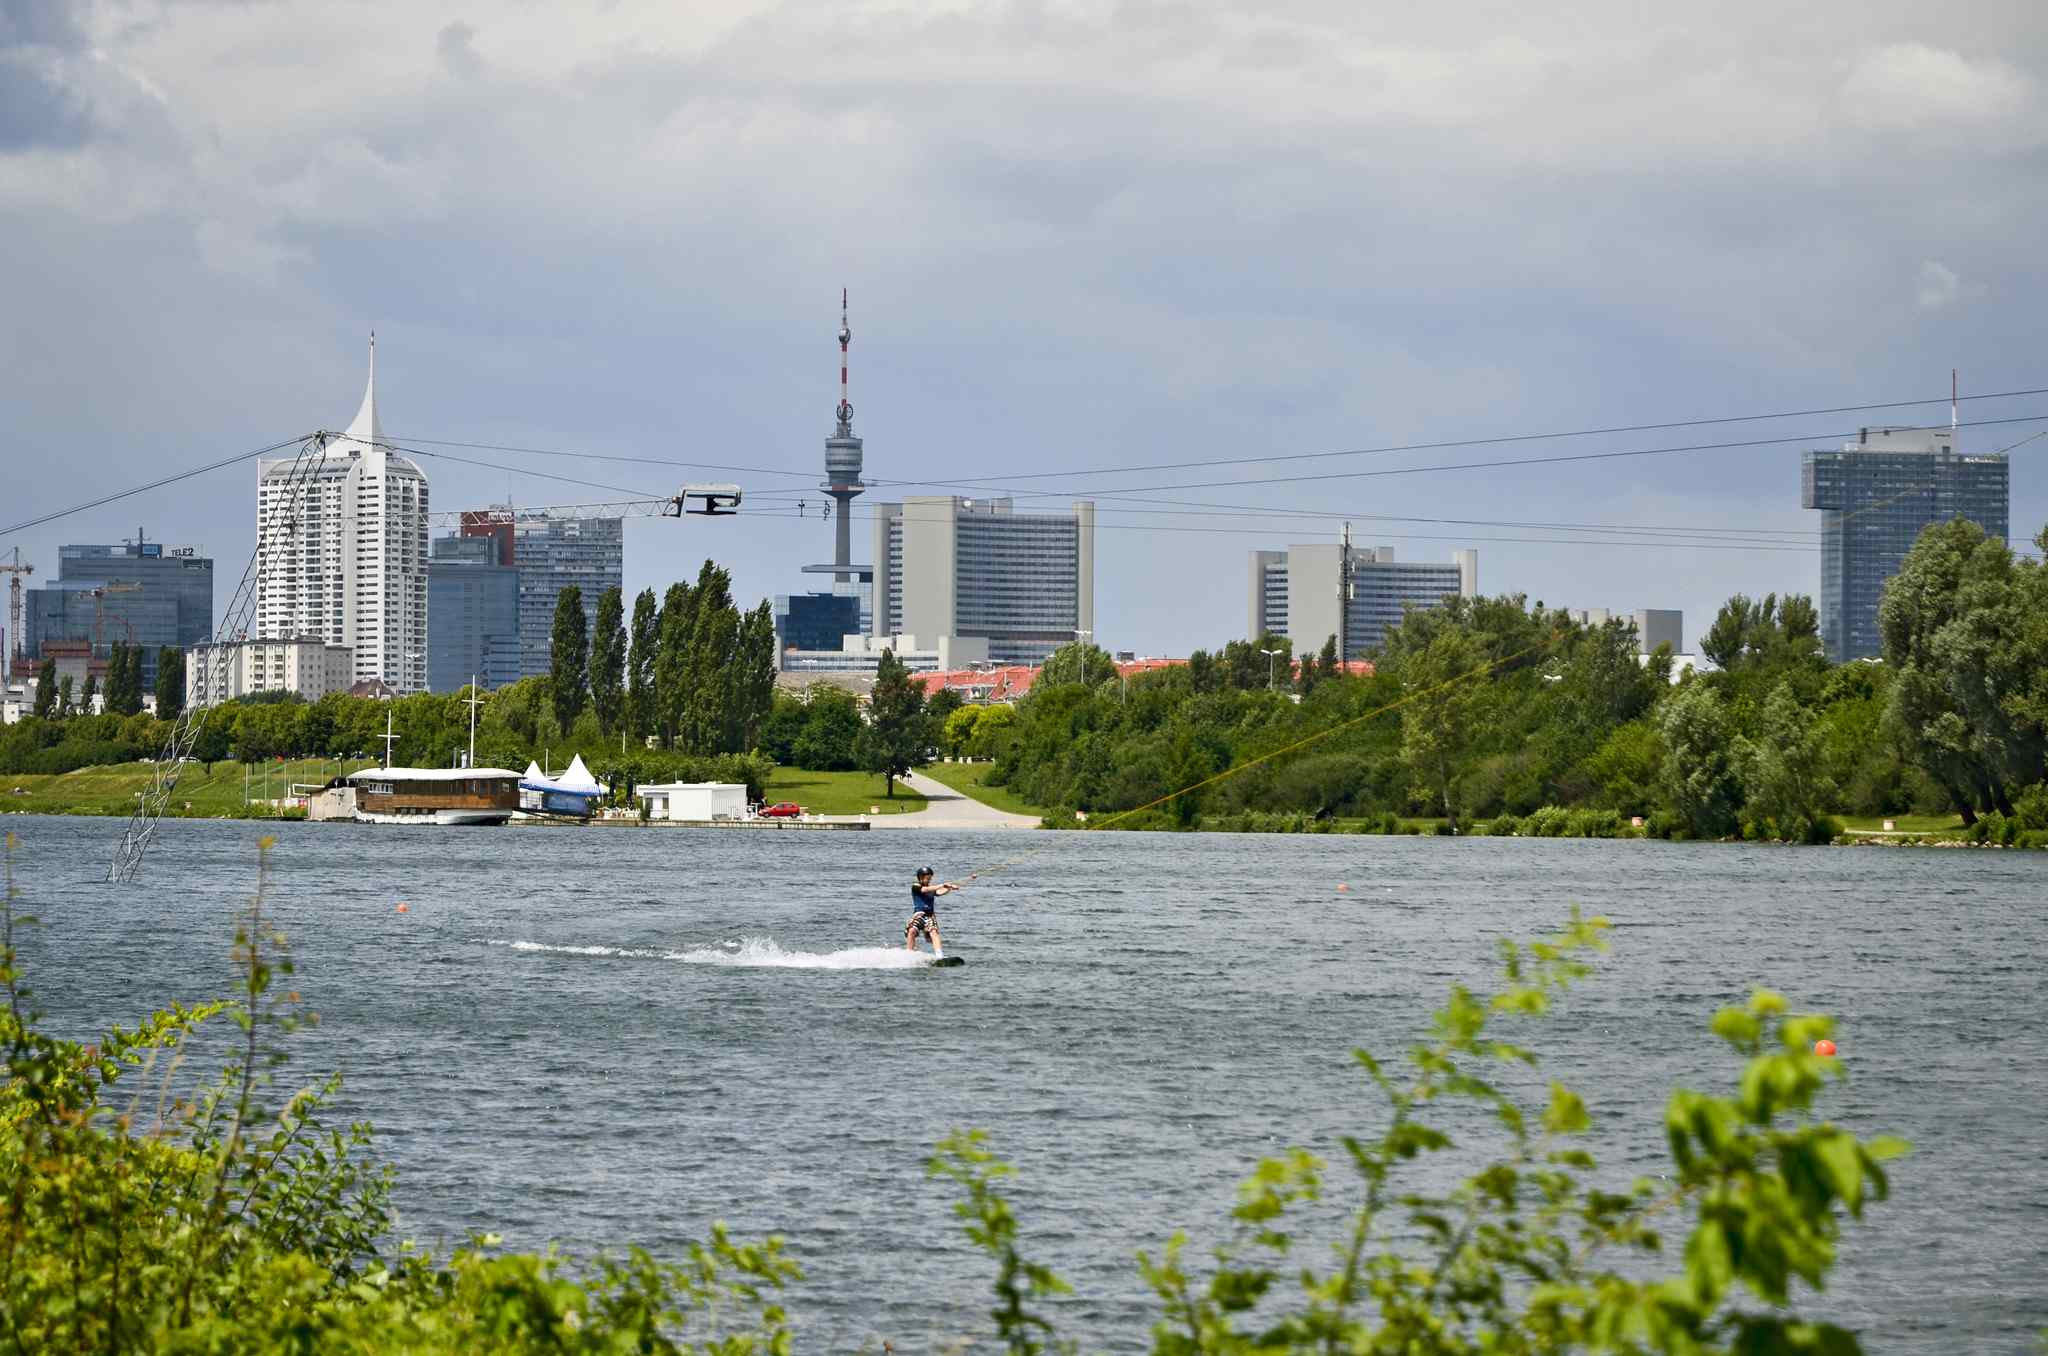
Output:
4,0,2045,659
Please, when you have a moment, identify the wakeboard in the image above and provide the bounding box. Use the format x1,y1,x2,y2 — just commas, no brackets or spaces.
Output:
929,956,966,968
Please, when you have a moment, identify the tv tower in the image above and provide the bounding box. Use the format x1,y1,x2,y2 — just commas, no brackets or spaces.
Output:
822,288,865,582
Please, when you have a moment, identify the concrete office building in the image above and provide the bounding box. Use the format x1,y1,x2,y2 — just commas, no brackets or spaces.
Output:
510,515,623,681
23,536,212,690
1249,545,1477,659
872,497,1094,667
427,535,522,693
1801,425,2009,662
254,336,430,693
186,638,355,709
1565,608,1683,655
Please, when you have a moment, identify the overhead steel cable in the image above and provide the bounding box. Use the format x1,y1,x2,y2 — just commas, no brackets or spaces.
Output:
0,436,310,537
382,383,2048,490
890,413,2048,503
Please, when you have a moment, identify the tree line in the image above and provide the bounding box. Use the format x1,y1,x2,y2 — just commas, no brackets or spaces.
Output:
545,560,779,754
976,517,2048,841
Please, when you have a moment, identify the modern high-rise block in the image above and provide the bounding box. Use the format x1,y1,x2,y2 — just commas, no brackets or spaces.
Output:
23,535,212,690
872,497,1095,667
511,515,623,680
427,535,521,693
1802,425,2009,662
254,337,430,693
1249,545,1478,659
1566,608,1684,655
774,592,862,652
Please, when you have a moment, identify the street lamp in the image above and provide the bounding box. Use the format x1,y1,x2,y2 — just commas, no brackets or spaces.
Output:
1261,647,1284,692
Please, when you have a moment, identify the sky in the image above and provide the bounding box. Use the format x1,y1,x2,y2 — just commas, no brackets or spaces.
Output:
4,0,2046,660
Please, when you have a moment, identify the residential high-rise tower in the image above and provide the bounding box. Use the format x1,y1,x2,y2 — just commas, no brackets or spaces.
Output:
254,335,429,692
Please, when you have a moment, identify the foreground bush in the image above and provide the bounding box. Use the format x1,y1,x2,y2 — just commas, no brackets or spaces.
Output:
0,834,794,1353
932,910,1907,1354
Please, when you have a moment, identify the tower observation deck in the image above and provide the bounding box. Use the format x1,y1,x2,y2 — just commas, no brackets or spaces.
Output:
823,288,865,582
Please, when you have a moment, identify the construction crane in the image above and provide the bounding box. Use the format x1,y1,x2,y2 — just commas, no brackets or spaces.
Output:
421,484,743,527
89,582,141,649
2,547,31,677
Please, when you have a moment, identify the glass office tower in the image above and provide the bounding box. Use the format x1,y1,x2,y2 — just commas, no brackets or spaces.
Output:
1802,426,2009,662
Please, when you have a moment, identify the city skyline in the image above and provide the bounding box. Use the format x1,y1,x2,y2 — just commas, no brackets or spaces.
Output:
4,4,2045,657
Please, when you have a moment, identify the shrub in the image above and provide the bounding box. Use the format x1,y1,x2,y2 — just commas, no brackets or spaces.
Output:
2013,783,2048,831
1523,804,1572,837
1486,813,1522,837
0,834,796,1351
1563,807,1623,838
931,911,1907,1353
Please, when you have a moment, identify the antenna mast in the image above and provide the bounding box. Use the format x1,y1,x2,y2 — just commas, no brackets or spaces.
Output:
1951,368,1959,438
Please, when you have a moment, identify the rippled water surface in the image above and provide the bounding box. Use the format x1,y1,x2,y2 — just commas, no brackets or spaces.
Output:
9,815,2046,1351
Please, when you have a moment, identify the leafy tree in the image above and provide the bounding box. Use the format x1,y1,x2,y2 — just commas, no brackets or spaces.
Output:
80,671,99,714
1316,633,1340,682
33,660,55,719
626,587,659,740
1739,681,1839,842
156,646,185,721
58,674,74,716
791,686,862,770
1039,641,1115,689
861,648,927,797
732,600,779,752
1657,678,1743,837
758,692,810,764
548,586,588,732
943,704,983,759
681,563,737,753
1395,627,1485,820
588,585,626,736
653,581,696,748
1878,517,2039,821
971,703,1017,760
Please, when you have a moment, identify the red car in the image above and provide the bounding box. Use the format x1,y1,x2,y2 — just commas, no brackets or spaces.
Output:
757,801,805,819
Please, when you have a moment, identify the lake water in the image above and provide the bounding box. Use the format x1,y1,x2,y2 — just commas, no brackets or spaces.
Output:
7,814,2046,1352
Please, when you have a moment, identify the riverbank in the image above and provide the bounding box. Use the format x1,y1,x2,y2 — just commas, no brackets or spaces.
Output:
1,761,925,819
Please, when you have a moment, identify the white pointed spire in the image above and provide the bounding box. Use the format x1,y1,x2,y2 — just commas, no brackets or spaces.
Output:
345,331,382,443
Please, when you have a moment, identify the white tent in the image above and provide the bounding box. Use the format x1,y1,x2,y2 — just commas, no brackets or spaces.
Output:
558,754,603,792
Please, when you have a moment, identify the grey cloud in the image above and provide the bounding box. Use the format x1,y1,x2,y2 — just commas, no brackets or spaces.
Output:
0,52,90,149
437,21,480,78
0,0,87,49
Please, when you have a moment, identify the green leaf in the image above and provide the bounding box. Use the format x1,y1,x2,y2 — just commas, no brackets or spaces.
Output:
1544,1082,1591,1136
1814,1132,1864,1216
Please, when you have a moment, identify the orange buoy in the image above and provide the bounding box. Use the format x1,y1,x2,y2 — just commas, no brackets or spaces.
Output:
1814,1038,1836,1057
395,902,409,914
1337,883,1350,892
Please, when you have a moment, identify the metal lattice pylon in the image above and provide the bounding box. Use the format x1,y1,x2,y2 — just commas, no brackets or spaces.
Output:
108,434,328,882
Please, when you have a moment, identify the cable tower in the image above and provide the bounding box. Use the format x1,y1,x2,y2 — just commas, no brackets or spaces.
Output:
107,432,334,882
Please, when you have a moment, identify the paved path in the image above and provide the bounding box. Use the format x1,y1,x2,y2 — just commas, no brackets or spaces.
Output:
867,769,1041,830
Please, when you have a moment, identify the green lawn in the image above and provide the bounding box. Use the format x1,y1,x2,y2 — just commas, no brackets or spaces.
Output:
2,758,373,818
1838,813,1968,834
760,768,927,816
917,761,1051,818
